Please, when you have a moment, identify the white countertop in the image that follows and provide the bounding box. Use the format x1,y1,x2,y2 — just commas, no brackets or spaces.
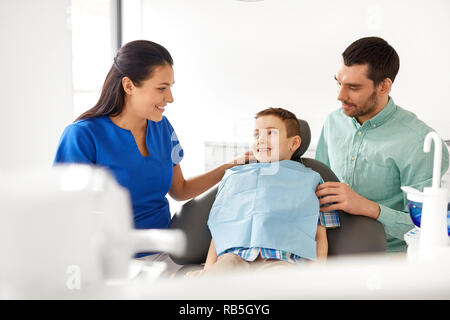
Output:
10,250,449,300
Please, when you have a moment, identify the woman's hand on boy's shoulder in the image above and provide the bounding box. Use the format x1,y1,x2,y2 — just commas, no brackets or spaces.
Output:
229,150,256,167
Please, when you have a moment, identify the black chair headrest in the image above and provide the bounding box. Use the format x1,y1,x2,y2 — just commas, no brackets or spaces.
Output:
291,119,311,160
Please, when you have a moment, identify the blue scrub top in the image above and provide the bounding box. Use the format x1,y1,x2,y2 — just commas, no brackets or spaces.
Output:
54,115,184,232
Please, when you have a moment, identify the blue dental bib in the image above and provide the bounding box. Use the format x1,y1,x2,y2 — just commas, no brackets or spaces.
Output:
207,160,322,260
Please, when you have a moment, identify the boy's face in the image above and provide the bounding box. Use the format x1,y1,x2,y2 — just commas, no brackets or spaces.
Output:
253,115,300,163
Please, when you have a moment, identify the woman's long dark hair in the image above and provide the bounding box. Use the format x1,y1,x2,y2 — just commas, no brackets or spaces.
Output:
75,40,173,121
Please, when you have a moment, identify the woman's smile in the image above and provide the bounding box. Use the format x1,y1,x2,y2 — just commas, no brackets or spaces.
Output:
156,105,166,112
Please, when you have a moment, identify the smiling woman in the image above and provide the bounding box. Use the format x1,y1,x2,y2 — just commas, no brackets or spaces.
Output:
75,40,174,123
53,40,253,274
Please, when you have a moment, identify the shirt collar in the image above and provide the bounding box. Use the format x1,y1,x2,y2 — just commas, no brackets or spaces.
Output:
351,96,397,129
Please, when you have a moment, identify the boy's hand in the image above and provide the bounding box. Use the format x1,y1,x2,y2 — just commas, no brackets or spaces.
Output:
316,182,380,219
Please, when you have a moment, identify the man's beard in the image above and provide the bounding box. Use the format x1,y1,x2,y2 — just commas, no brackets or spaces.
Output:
342,90,378,119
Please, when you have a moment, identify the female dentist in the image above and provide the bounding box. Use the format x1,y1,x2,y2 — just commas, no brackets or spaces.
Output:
54,40,252,276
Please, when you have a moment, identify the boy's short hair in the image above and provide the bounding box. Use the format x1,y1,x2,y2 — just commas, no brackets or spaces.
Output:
342,37,400,86
255,107,300,138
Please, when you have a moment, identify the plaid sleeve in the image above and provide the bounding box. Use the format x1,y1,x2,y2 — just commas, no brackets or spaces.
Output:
317,178,340,228
318,211,340,228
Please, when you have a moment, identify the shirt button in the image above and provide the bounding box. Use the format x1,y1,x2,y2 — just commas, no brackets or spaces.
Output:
358,131,362,136
351,157,355,161
373,124,377,128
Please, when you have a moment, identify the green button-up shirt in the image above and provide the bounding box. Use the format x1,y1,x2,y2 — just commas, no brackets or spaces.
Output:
315,97,449,252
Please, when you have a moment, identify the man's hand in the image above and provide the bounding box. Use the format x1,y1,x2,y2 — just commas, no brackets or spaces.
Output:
316,182,380,219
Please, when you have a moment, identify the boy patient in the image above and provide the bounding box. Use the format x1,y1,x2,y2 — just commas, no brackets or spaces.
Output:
187,108,340,277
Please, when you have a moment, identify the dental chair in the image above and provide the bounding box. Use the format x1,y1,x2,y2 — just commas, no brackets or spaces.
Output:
168,119,386,272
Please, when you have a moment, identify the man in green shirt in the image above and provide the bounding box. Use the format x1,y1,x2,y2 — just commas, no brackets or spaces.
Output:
315,37,449,253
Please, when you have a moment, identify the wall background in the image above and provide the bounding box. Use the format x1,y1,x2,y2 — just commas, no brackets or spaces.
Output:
122,0,450,179
1,0,449,214
0,0,73,170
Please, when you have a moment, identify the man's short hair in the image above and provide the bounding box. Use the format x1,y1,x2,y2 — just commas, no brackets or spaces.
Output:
255,107,300,138
342,37,400,86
